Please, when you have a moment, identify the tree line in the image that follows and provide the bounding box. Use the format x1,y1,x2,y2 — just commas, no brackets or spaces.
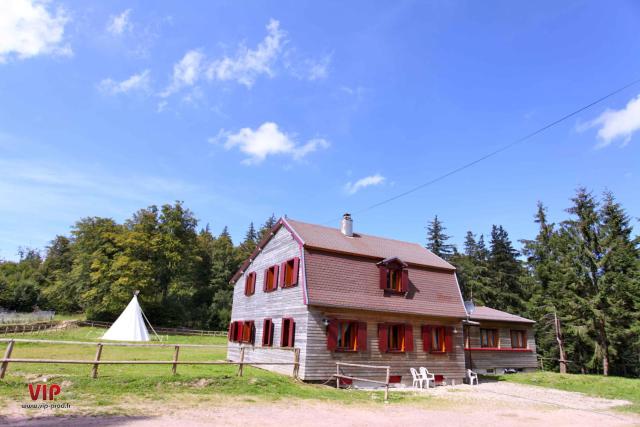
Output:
1,188,638,377
426,188,639,377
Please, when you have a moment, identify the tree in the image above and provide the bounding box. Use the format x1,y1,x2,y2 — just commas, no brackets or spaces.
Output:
259,214,277,241
426,215,455,260
450,232,493,303
237,222,258,263
488,225,525,313
208,227,239,329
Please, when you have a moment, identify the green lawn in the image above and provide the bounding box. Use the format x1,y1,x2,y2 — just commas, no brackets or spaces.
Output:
0,327,419,415
495,371,640,413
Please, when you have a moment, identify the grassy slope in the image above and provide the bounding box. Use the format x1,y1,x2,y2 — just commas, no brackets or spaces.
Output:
0,327,424,415
496,371,640,413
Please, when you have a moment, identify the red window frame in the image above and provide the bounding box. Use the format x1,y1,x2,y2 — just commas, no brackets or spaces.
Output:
327,320,367,352
510,329,527,349
280,257,300,288
378,266,409,293
280,318,295,348
240,321,254,344
422,325,453,353
263,265,279,292
378,323,413,353
481,328,499,348
244,272,256,296
229,320,244,342
262,318,274,347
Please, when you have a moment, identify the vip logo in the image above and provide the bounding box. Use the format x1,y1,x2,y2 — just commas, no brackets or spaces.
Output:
28,384,61,401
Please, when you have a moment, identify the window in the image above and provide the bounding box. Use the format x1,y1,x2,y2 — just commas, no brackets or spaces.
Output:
327,320,367,351
280,257,300,288
262,319,274,346
422,325,453,353
378,265,408,293
228,321,244,342
481,328,499,348
280,318,295,347
263,265,279,292
511,330,527,349
240,321,255,344
244,272,256,296
378,323,413,352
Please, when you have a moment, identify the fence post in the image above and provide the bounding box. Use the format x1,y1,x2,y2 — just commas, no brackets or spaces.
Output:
293,348,300,379
91,343,103,379
172,345,180,375
384,366,390,402
0,340,15,379
336,363,340,389
238,347,245,377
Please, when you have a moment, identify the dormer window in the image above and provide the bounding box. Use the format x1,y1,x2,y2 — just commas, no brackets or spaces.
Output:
377,257,409,293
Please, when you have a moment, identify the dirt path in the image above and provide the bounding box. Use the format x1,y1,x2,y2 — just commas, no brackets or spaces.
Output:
2,382,638,427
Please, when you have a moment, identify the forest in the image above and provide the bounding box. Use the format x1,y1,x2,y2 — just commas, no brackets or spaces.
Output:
0,188,638,377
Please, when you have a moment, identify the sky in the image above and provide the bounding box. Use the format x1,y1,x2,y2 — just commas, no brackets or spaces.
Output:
1,0,639,260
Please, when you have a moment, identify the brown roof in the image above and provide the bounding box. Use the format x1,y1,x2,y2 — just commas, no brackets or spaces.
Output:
468,306,535,324
286,219,455,271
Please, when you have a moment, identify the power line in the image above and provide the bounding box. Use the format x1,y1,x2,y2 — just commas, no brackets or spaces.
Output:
324,76,640,225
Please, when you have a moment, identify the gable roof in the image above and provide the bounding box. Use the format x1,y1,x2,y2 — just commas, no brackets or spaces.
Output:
468,306,535,324
285,219,455,271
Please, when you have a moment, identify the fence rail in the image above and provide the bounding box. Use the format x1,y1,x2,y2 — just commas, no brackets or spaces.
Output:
77,321,227,337
0,321,60,335
0,338,299,380
334,362,391,401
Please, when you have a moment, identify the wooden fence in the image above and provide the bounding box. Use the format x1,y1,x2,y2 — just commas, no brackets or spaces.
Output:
77,320,228,337
0,338,300,380
334,362,391,402
0,321,60,335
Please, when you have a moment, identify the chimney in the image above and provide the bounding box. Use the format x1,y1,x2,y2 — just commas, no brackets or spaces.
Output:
340,213,353,237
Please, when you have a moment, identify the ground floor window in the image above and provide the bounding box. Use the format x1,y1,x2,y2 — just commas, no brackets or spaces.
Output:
481,328,499,348
378,323,413,352
431,326,446,352
510,329,527,348
262,318,274,346
240,321,254,344
281,318,295,347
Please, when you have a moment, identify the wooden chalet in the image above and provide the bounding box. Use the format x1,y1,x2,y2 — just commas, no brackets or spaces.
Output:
227,214,537,385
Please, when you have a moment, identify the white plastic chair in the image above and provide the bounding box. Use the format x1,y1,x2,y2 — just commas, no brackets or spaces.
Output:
410,368,425,389
419,367,435,389
467,369,478,385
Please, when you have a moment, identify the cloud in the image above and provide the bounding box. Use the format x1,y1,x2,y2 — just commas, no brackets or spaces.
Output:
211,122,329,165
0,0,71,62
98,69,150,95
344,174,386,195
106,9,132,36
579,94,640,148
160,49,205,97
206,19,286,87
286,52,331,81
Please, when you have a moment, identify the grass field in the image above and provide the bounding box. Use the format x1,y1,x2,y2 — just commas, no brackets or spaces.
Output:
496,371,640,413
0,327,410,415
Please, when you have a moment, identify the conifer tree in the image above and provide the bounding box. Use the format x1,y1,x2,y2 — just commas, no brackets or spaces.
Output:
426,215,455,260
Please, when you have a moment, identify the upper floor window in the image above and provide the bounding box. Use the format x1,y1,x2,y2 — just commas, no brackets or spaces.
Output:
377,257,409,293
378,323,413,352
244,272,256,296
263,265,279,292
481,328,499,348
511,329,527,348
280,318,295,347
280,257,300,288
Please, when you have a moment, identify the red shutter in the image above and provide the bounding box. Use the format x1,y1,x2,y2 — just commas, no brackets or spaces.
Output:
445,327,453,353
250,273,256,294
357,322,367,351
237,321,244,342
268,320,274,346
273,265,280,288
378,324,388,353
262,319,269,346
263,269,269,291
250,321,255,344
422,325,432,352
327,319,338,351
401,269,409,292
228,322,234,341
405,324,414,352
280,262,286,287
287,318,295,347
379,266,388,290
292,257,300,285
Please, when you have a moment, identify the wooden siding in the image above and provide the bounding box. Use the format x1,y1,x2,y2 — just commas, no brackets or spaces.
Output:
227,226,309,378
304,306,466,384
465,321,538,373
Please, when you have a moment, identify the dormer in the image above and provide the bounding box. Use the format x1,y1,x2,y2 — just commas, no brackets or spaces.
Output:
376,257,409,294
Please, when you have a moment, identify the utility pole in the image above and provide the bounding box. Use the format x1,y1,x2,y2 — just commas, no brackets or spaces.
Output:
553,310,567,374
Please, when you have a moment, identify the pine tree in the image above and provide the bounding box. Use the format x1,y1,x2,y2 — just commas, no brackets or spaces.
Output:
450,231,493,303
259,214,277,241
488,225,525,312
208,227,239,329
237,222,258,263
426,215,455,260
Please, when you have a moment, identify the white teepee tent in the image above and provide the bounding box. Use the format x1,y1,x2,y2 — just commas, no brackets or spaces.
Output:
101,294,151,341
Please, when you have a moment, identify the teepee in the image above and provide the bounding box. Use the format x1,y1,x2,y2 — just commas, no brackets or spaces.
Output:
101,293,151,341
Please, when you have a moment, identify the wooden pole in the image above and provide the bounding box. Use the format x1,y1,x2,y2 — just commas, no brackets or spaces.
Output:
554,311,567,374
238,347,245,377
336,363,340,389
91,343,103,379
172,345,180,375
293,348,300,379
0,340,15,379
384,366,390,402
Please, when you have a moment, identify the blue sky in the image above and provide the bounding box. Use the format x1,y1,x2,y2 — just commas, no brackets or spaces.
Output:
1,0,639,260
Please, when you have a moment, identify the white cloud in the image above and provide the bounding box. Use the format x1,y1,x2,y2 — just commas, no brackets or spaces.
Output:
0,0,71,62
344,174,386,195
160,49,204,97
98,69,150,95
106,9,132,36
206,19,286,87
211,122,329,165
579,94,640,148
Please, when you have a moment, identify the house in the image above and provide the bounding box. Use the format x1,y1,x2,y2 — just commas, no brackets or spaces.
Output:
227,214,537,385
